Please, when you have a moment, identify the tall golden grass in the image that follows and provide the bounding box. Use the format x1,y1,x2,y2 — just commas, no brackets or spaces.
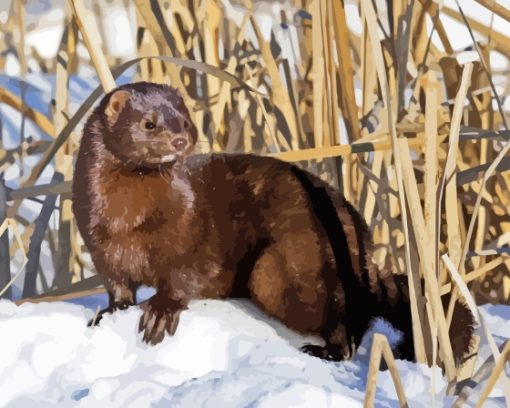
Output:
1,0,510,404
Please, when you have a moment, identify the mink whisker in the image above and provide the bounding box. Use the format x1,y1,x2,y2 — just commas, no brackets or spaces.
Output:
158,164,171,184
157,163,175,185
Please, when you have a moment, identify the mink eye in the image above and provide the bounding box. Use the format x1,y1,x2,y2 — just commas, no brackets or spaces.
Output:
183,120,190,129
144,121,156,130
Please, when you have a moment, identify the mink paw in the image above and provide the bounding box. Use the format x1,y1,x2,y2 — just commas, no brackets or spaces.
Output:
87,300,134,327
138,299,182,345
300,344,342,361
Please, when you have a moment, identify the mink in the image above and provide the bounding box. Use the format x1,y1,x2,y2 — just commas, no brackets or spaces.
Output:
72,82,474,362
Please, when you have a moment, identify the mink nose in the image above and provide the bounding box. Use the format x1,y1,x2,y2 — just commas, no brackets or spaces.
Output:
171,137,188,151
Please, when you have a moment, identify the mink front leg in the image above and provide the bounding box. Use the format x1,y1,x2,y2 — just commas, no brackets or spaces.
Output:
138,263,234,344
138,291,188,345
88,277,139,326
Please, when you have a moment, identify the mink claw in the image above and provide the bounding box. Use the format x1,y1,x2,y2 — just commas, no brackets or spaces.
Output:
144,314,158,339
87,307,113,327
139,312,165,345
300,344,337,361
88,300,135,328
149,317,167,345
138,301,163,344
87,314,103,327
138,299,181,345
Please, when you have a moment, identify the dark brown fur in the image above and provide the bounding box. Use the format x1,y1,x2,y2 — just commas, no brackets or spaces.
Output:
73,82,474,361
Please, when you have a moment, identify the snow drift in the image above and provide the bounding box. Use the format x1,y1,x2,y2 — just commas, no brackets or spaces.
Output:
1,297,508,407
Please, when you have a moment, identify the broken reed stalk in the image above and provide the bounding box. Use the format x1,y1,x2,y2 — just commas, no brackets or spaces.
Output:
22,173,63,297
443,63,473,276
399,137,455,377
0,178,11,300
364,333,408,408
16,286,106,305
90,305,101,327
448,51,510,328
0,219,28,298
474,340,510,408
440,257,506,295
331,0,360,142
68,0,116,92
361,0,427,365
442,254,498,360
474,0,510,24
54,4,75,289
0,87,55,137
442,253,510,405
423,72,440,387
440,63,473,331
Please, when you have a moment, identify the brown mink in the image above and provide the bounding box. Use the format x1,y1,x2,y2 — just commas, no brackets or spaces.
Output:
72,82,474,362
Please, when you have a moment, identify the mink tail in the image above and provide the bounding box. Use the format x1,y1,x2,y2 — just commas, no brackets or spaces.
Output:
288,164,474,363
390,275,475,363
328,192,476,363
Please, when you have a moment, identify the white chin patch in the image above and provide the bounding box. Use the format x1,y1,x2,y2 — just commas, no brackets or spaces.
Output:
144,154,177,165
159,154,177,163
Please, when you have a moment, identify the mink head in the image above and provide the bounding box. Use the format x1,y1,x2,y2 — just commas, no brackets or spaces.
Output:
98,82,198,167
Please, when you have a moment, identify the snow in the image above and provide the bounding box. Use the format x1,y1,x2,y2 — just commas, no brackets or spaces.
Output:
481,304,510,342
0,297,508,407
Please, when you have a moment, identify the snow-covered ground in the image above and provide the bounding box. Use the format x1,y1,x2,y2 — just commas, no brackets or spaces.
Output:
0,295,508,407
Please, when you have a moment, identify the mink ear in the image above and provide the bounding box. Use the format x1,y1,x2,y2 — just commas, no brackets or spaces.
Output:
105,90,131,122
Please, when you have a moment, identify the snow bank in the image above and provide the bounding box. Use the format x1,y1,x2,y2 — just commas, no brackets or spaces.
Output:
1,299,507,407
